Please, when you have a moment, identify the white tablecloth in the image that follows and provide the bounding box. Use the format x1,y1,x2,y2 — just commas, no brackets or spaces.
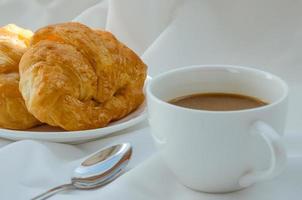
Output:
0,0,302,199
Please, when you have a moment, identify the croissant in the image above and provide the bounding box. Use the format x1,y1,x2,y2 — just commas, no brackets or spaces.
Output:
0,24,40,129
19,22,147,131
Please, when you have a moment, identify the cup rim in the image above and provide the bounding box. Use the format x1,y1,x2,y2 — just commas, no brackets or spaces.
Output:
147,64,289,114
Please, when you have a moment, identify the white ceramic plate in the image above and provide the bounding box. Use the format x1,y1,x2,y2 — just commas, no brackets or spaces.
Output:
0,77,150,143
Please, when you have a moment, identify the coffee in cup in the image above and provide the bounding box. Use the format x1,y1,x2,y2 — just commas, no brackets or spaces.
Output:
169,93,268,111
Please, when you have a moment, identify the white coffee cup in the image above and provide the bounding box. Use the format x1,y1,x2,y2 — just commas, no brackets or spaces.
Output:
147,65,288,193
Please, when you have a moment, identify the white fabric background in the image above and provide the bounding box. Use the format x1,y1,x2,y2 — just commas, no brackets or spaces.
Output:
0,0,302,199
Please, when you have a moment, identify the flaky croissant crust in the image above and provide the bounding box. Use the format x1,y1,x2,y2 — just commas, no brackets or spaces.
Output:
19,22,147,131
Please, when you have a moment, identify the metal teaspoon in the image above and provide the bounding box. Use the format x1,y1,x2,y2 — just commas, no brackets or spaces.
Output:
31,143,132,200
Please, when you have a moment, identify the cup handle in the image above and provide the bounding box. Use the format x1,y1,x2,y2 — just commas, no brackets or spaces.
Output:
239,121,287,187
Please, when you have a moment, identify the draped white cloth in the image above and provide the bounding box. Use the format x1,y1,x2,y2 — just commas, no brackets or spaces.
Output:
0,0,302,199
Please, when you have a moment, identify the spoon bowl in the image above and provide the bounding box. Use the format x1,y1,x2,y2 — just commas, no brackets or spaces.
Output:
72,143,132,189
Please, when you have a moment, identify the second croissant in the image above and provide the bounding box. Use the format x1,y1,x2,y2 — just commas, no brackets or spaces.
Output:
0,24,40,129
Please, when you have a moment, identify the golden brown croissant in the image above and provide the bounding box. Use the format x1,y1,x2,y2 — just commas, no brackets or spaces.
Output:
19,22,147,131
0,24,40,129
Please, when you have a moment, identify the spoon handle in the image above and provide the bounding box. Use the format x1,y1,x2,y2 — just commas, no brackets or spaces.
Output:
31,183,75,200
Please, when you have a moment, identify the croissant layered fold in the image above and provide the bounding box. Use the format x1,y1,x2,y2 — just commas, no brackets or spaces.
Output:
19,22,147,131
